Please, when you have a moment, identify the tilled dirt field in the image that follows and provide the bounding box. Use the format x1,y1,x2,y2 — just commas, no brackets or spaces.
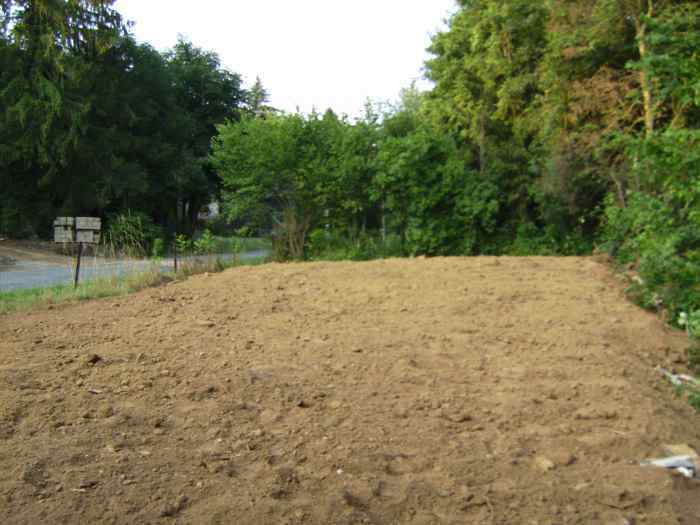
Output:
1,257,699,524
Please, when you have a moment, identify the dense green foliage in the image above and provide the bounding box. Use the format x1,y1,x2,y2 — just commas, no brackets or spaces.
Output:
0,1,248,238
595,3,700,332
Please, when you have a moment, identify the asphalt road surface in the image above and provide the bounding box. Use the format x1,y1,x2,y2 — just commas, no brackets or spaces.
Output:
0,251,268,292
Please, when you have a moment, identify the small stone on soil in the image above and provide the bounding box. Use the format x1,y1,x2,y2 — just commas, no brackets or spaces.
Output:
535,456,556,472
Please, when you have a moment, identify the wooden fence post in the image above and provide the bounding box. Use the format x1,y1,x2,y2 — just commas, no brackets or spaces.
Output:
74,242,84,289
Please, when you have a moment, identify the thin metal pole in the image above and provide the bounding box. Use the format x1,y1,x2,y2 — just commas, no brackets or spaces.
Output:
74,242,84,289
174,236,178,273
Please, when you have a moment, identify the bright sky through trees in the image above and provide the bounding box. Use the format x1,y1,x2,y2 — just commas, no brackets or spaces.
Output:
115,0,456,118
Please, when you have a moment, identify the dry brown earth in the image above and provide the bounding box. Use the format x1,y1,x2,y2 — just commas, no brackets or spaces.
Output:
0,257,699,524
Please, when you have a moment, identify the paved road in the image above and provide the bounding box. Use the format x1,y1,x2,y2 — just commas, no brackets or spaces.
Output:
0,251,268,292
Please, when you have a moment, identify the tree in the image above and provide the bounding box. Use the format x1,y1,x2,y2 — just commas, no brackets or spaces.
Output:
0,0,126,235
213,112,343,258
373,89,497,256
166,38,246,233
0,5,246,238
0,0,125,163
425,0,563,248
246,75,272,116
326,103,381,236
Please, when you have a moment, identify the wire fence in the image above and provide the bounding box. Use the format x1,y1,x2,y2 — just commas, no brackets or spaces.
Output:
0,239,270,294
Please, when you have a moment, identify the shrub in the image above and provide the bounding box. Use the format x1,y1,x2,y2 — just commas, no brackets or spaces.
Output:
0,206,20,237
174,234,192,256
308,230,403,261
106,211,163,257
509,223,556,256
689,345,700,375
151,238,165,258
194,229,216,255
602,192,700,320
236,226,251,238
689,389,700,412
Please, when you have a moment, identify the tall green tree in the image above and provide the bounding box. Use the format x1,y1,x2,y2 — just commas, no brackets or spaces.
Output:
214,114,306,258
0,0,126,234
166,38,245,232
246,75,273,116
0,4,246,238
425,0,568,248
327,104,381,235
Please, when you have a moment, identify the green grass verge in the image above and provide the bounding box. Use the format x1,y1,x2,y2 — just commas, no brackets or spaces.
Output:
0,255,268,315
0,271,169,315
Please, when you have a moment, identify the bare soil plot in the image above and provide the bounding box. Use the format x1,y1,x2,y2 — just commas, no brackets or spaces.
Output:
0,257,698,524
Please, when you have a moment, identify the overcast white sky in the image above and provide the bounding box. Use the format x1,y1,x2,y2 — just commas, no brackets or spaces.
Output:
114,0,456,119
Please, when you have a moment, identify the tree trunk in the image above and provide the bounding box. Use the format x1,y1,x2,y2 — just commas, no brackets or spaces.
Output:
611,172,628,208
381,201,386,242
179,199,188,234
281,207,310,260
478,110,487,173
187,196,202,235
636,4,655,139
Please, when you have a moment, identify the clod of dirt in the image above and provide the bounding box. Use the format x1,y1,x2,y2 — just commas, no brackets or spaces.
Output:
668,352,687,365
247,368,272,384
393,406,409,419
371,480,385,498
259,410,280,425
20,461,48,488
597,487,648,511
84,354,102,366
445,411,472,423
78,480,98,490
662,444,698,458
189,386,218,401
550,451,577,467
341,489,366,509
269,466,299,500
99,406,115,418
534,456,556,472
160,495,189,517
574,407,619,420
